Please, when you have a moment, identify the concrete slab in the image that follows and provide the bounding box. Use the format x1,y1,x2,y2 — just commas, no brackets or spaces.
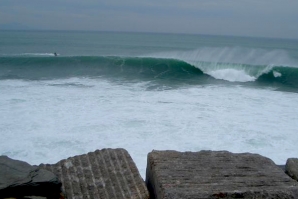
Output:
146,150,298,199
40,148,149,199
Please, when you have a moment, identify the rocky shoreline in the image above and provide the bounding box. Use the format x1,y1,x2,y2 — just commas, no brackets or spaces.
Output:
1,149,298,199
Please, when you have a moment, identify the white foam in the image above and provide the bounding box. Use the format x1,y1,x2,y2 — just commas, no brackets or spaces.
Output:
207,69,256,82
21,53,57,56
0,78,298,179
273,71,282,77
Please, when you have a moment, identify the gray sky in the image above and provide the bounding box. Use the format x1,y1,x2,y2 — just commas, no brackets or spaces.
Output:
1,0,298,39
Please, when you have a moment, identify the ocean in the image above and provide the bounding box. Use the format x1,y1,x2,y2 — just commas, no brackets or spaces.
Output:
1,30,298,178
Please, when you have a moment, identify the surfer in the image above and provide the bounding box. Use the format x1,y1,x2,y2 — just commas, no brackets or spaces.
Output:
54,52,57,56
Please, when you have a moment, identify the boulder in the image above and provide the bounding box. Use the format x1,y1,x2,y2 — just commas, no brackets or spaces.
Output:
0,156,61,198
286,158,298,181
146,150,298,199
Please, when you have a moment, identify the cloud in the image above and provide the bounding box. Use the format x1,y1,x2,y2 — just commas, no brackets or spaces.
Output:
0,0,297,39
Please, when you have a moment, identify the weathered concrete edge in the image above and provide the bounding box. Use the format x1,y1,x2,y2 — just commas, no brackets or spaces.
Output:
286,158,298,181
145,153,158,199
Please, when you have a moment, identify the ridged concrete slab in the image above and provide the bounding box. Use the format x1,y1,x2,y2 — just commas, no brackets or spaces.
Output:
40,148,149,199
146,150,298,199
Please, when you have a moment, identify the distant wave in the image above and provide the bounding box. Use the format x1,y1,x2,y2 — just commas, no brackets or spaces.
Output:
21,53,58,56
0,55,297,90
0,53,58,57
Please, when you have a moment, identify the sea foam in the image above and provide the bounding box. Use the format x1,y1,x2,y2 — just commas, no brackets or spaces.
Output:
207,69,256,82
1,77,298,178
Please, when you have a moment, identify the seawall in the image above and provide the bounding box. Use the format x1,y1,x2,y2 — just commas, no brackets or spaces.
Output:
1,149,298,199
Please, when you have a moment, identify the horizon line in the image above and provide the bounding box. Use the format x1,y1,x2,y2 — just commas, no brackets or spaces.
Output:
0,28,297,41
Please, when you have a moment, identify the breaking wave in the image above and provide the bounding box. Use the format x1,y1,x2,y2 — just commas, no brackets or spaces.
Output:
0,50,298,90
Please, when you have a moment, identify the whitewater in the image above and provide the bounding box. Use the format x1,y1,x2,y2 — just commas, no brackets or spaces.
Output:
1,31,298,178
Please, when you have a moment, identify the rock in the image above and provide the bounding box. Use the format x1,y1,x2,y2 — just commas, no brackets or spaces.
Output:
277,164,286,171
286,158,298,181
40,148,149,199
0,156,61,198
146,150,298,199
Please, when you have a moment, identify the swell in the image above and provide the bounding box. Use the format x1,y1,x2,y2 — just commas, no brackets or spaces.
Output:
0,56,204,81
0,56,298,90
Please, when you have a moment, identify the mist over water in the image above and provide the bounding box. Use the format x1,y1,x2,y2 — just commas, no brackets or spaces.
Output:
147,47,296,66
1,31,298,178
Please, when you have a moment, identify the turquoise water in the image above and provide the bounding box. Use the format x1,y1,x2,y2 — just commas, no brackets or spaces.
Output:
1,30,298,91
1,30,298,177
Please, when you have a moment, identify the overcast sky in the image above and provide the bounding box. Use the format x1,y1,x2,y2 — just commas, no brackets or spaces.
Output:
0,0,298,39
